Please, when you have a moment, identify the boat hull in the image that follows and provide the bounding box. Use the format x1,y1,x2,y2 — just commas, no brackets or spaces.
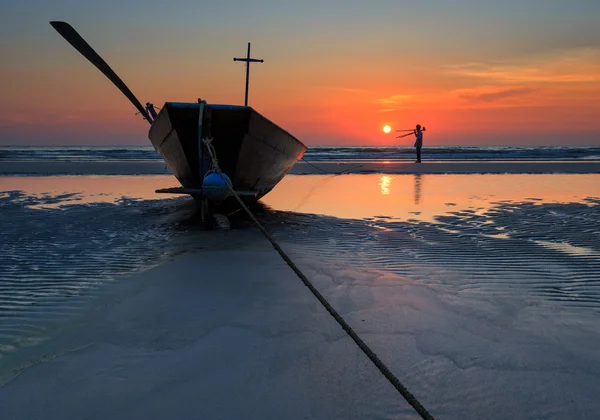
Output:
148,102,306,201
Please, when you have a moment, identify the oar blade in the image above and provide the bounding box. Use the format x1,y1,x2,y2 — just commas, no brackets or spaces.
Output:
49,21,151,123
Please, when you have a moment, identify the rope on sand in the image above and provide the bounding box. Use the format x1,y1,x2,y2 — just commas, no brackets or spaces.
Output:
300,157,362,175
202,137,435,420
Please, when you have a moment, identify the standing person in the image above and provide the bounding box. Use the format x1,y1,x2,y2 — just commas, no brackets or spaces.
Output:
413,124,423,163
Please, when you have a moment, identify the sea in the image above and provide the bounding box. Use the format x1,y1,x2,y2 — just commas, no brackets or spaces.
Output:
1,145,600,163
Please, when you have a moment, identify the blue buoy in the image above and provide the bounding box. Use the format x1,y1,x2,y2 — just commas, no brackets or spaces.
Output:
202,170,232,202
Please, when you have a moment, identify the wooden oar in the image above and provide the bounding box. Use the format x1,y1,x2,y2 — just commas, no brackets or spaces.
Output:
49,21,152,124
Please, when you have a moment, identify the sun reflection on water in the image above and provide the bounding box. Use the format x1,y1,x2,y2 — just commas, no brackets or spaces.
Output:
262,174,600,223
379,176,392,195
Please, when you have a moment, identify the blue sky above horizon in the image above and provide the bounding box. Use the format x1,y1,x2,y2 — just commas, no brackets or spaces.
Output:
1,0,599,146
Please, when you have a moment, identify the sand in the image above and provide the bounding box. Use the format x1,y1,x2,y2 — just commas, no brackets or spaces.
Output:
1,159,600,176
289,160,600,174
0,160,172,176
0,242,417,420
2,174,600,419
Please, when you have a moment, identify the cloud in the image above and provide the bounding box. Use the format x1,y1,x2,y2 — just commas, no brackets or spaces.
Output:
321,86,372,94
445,48,600,84
373,94,413,112
364,47,600,114
0,112,114,127
459,86,539,103
0,113,36,126
373,86,548,112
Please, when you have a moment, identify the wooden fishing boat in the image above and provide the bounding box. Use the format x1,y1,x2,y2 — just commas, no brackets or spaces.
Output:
49,21,307,223
148,102,306,201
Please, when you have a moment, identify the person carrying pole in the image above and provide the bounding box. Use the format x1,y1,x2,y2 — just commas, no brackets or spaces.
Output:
395,125,426,162
413,124,423,163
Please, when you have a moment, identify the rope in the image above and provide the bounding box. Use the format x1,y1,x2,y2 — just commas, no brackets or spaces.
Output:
135,104,161,121
300,157,362,175
203,137,219,169
135,106,161,116
201,138,435,420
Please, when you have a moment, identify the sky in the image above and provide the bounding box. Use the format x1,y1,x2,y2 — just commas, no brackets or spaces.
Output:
1,0,599,146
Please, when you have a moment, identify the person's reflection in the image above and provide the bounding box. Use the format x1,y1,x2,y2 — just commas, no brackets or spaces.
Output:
414,174,422,205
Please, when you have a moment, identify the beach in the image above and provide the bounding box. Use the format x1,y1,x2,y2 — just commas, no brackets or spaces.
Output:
2,159,600,176
4,0,600,416
1,166,600,419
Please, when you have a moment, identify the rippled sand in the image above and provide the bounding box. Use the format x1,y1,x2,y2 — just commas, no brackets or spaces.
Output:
1,174,599,419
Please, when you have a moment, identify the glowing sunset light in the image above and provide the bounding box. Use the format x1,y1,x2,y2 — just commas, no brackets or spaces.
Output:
1,3,599,146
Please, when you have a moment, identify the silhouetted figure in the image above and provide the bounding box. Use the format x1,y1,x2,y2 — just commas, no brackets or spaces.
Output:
413,124,423,163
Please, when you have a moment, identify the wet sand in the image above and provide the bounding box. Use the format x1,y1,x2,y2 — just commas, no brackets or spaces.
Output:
1,174,600,419
290,160,600,174
1,159,600,175
0,244,416,420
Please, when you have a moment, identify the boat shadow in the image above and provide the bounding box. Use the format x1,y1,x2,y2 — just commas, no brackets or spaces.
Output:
168,197,308,234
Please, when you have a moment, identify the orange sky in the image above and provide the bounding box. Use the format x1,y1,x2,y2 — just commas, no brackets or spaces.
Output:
1,1,599,146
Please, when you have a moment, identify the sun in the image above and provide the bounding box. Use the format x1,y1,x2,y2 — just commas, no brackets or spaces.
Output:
383,125,391,133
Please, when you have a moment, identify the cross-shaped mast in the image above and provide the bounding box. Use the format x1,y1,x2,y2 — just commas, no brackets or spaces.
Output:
233,42,264,106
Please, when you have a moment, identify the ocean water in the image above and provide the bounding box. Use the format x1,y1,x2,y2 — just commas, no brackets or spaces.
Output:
1,145,600,162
